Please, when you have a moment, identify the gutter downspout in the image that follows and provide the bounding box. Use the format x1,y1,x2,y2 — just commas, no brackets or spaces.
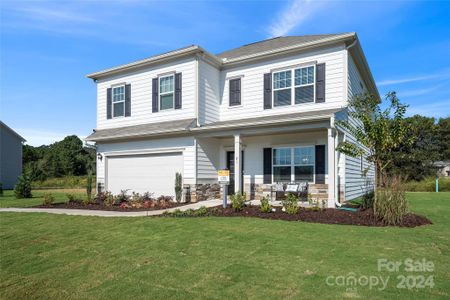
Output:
330,116,342,208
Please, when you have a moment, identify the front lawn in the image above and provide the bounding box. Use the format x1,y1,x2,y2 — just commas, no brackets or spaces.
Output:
0,189,86,208
1,193,449,299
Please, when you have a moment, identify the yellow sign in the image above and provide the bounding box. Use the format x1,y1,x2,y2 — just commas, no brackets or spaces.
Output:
218,169,230,184
218,170,230,177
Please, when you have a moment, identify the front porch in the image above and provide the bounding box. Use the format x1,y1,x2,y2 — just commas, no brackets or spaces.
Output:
188,117,344,208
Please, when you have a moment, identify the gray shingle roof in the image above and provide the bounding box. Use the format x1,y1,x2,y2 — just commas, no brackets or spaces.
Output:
85,118,197,142
217,34,349,60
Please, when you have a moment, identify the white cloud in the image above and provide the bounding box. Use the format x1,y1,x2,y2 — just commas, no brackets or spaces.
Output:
266,0,325,37
377,71,450,86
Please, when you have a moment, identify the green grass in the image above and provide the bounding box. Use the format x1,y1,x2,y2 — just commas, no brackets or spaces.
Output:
31,176,95,189
0,189,86,208
1,193,449,299
404,177,450,192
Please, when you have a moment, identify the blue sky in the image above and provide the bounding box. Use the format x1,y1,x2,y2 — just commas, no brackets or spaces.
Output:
1,0,449,146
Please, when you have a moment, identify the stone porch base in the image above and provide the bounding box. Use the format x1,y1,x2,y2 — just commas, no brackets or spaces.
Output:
244,183,329,202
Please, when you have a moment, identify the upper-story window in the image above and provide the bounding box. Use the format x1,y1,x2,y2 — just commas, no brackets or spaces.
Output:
273,65,315,107
159,74,174,110
112,85,125,117
229,78,241,106
273,70,291,107
294,66,314,104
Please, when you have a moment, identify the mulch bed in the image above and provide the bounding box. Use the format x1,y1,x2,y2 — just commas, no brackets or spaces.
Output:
35,201,185,211
204,206,432,228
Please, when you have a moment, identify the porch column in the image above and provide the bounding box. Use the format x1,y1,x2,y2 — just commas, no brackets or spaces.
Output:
234,134,241,194
327,128,336,208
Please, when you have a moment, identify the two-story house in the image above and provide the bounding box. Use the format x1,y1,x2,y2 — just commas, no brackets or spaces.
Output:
86,32,377,207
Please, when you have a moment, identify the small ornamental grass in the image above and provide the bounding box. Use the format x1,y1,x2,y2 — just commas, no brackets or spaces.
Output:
230,192,246,212
282,193,299,214
374,177,408,226
42,193,54,206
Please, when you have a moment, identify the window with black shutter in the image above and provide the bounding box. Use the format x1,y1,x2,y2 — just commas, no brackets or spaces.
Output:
229,78,241,106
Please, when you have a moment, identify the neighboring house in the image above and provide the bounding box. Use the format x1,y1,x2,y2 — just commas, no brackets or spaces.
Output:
0,121,26,189
86,32,377,207
434,161,450,177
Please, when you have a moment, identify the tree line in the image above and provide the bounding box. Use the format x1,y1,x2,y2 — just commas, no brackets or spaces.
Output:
387,115,449,181
23,135,96,181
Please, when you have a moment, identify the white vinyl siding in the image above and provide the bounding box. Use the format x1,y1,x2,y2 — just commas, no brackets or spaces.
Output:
198,59,220,124
218,45,346,122
342,53,375,200
196,137,220,183
96,57,196,130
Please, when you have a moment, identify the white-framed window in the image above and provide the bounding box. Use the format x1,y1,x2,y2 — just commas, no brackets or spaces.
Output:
294,66,315,104
273,70,291,107
273,146,315,183
159,74,174,110
112,85,125,118
272,65,316,107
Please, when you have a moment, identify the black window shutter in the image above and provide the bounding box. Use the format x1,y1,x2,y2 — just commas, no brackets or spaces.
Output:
264,73,272,109
125,84,131,117
229,78,241,106
263,148,272,184
106,88,112,119
175,73,182,109
315,145,325,184
316,63,325,103
152,78,159,112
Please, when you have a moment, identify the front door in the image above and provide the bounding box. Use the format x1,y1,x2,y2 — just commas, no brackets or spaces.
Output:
226,151,244,195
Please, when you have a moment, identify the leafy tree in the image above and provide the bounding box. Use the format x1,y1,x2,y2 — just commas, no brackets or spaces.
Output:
437,117,450,161
23,135,96,181
336,92,413,186
388,115,440,181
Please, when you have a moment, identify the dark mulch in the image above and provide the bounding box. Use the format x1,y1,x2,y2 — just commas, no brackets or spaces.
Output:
205,206,432,227
35,201,185,211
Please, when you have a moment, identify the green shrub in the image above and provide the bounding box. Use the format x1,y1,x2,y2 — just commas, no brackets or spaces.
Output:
0,182,3,196
14,175,32,199
103,192,116,207
66,193,78,202
42,193,54,205
86,173,93,202
260,196,272,213
163,206,209,217
282,193,299,214
175,172,182,203
230,192,246,212
374,177,408,225
361,190,375,210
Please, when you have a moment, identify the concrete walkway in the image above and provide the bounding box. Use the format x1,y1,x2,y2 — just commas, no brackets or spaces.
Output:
0,199,222,217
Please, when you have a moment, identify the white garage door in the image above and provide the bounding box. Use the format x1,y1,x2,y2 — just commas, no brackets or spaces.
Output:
106,152,183,197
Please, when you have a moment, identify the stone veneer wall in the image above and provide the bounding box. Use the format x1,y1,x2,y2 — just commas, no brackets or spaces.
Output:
243,183,329,201
183,183,221,203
